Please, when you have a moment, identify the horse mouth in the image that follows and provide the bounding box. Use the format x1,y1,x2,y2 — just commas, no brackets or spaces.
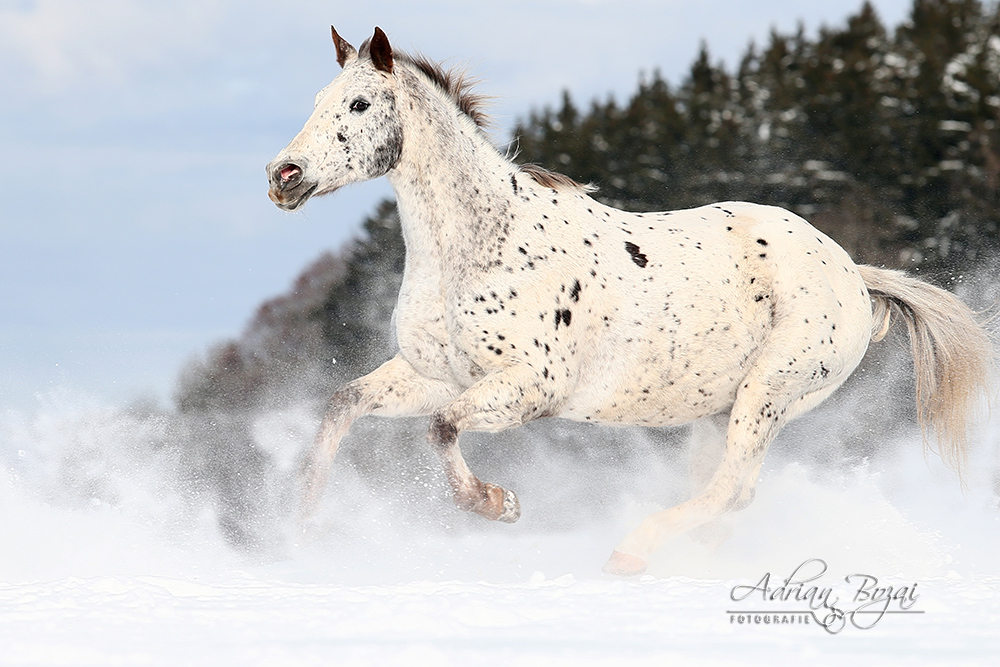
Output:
269,183,318,211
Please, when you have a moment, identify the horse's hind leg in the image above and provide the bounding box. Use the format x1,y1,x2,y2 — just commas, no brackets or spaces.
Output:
300,354,458,516
686,412,757,548
688,412,730,494
604,347,859,576
689,411,762,510
604,380,783,575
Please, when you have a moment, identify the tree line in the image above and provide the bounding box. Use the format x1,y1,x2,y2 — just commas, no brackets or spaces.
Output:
516,0,1000,269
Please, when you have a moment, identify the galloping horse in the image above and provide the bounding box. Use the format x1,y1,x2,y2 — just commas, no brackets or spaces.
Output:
266,27,993,575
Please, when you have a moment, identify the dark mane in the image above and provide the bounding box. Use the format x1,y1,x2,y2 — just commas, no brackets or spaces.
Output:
359,38,491,128
359,39,584,192
518,163,594,193
400,53,492,129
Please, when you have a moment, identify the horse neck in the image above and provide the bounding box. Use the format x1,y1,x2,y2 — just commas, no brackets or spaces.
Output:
387,69,515,269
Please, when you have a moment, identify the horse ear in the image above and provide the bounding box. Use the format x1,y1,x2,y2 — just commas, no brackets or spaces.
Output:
331,25,357,68
369,26,393,73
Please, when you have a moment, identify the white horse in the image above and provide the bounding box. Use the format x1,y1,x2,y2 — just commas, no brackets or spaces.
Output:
267,26,993,575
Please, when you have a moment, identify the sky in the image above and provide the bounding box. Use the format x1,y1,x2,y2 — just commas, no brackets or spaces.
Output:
0,0,916,412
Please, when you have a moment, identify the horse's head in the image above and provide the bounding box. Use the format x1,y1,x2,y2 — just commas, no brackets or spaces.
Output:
267,27,402,211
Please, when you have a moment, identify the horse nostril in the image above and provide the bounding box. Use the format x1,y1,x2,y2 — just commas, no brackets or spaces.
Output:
279,163,302,183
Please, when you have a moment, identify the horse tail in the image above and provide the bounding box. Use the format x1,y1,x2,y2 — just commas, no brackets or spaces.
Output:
858,265,994,476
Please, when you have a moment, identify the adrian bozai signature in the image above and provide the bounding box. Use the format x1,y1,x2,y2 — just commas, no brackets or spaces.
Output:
727,558,923,634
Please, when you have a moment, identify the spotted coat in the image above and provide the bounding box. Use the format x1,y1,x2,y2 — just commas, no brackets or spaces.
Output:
266,27,992,575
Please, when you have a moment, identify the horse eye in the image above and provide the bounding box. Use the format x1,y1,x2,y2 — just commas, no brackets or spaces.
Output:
350,98,370,113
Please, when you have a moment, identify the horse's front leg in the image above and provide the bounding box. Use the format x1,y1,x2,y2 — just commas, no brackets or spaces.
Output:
427,364,555,524
300,354,459,515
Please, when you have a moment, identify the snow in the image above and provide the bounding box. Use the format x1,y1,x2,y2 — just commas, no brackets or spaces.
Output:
2,382,999,665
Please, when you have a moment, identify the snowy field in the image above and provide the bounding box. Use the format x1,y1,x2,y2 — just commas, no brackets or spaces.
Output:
2,374,999,665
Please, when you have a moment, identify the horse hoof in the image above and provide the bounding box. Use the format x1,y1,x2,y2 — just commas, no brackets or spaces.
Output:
497,488,521,523
471,483,521,522
603,550,647,576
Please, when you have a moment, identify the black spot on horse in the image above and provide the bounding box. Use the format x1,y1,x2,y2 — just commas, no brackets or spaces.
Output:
368,126,403,176
756,238,768,246
569,279,581,302
554,309,572,329
428,414,457,449
624,242,648,268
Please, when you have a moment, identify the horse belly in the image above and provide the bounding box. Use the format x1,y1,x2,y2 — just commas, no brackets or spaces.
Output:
570,375,741,427
562,302,768,427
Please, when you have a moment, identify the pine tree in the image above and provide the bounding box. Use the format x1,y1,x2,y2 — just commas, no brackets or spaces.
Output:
312,200,406,381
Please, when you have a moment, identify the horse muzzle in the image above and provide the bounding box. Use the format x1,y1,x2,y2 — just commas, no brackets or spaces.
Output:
267,159,318,211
